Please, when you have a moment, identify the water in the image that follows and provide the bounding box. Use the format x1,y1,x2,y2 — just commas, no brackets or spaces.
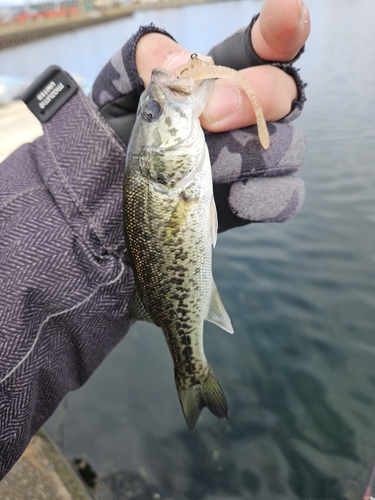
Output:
2,0,375,498
0,0,265,81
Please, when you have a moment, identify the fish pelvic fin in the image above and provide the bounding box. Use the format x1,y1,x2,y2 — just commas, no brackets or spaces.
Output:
130,290,154,324
175,366,229,430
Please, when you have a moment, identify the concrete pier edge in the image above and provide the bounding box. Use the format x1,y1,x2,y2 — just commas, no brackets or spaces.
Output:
0,427,93,499
0,0,224,50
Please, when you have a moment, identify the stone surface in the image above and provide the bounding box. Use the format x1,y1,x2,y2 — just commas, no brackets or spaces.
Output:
0,428,92,500
0,100,43,162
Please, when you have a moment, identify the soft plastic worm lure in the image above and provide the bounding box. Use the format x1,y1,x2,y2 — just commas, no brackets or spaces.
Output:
174,54,270,150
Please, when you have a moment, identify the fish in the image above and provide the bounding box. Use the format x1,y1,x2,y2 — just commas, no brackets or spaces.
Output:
123,67,234,430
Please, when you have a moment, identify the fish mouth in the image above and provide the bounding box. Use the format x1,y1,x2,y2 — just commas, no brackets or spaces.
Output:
150,68,196,96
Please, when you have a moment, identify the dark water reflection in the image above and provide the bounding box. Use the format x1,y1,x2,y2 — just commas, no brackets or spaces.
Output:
2,0,375,498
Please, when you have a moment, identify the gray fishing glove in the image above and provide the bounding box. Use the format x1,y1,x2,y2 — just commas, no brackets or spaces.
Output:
92,22,306,232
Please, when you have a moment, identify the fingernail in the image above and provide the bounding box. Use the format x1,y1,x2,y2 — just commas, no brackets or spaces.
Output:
297,0,309,23
202,84,241,126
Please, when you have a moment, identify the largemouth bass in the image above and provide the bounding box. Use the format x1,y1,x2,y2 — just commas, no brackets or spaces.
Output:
123,68,234,430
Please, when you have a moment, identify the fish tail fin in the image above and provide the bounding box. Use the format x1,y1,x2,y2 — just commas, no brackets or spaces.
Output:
175,366,229,430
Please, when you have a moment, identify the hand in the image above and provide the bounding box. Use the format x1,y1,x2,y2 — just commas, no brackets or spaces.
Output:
92,0,310,231
136,0,310,131
0,4,310,478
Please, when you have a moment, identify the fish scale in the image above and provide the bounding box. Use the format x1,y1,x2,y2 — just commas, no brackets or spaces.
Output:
123,68,233,429
125,153,210,369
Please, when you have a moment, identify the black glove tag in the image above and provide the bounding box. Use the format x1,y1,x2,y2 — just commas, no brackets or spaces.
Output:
22,65,78,123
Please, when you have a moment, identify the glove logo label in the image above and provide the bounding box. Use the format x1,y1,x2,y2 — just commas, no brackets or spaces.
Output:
37,80,65,110
21,65,78,123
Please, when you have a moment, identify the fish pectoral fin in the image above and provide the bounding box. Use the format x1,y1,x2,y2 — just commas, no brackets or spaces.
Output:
206,281,234,333
210,194,218,248
166,195,193,239
130,290,154,324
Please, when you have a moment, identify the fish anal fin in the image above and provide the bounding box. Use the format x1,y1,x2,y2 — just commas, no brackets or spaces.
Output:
130,290,154,324
206,281,234,333
175,366,229,430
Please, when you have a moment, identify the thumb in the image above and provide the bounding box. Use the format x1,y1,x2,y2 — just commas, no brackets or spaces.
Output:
252,0,311,62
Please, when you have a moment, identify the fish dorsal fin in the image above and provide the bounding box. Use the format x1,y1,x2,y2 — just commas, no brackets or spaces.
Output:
130,290,154,324
210,195,218,248
206,281,234,333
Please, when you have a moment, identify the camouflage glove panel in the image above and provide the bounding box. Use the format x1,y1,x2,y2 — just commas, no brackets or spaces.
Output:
208,122,305,232
91,23,306,233
91,25,173,144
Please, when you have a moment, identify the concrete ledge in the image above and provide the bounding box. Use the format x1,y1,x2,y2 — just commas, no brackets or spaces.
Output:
0,0,222,50
0,7,133,49
0,428,92,500
0,100,43,163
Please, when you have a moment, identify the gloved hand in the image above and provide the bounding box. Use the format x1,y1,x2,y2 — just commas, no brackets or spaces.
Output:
91,14,308,232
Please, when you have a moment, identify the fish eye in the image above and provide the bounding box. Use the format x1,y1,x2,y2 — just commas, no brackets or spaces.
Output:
141,100,162,122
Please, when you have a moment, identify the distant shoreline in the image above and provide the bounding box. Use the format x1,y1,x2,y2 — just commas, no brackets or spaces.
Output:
0,0,223,50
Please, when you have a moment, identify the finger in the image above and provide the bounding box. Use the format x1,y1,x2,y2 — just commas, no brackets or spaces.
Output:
136,33,299,132
252,0,311,62
214,173,305,232
136,33,207,86
229,175,305,223
201,65,297,132
208,122,306,184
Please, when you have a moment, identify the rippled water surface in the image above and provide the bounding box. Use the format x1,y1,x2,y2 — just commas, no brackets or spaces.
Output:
2,0,375,498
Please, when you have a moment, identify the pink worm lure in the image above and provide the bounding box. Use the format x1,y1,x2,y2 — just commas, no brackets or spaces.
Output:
174,54,270,150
